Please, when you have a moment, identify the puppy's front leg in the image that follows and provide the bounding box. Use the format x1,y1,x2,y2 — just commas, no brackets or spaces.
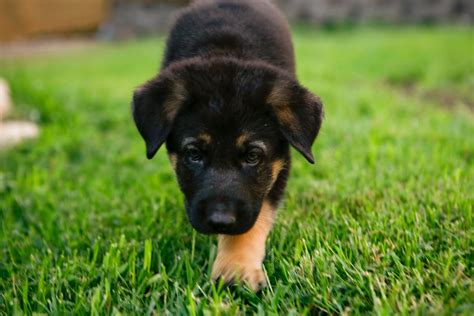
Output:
211,201,274,291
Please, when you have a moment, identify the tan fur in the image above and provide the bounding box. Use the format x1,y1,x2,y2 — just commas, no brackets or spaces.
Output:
267,84,298,129
267,81,290,105
211,200,275,291
236,133,249,147
168,153,177,170
163,80,187,120
198,133,212,144
271,159,285,186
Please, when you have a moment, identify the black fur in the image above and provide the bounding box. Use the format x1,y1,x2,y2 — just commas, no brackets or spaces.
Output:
132,0,324,235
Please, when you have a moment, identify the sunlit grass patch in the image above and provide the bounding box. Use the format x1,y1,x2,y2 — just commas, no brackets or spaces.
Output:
0,26,473,314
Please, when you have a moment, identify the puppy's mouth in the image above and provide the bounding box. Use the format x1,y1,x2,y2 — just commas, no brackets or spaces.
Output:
196,223,255,235
185,200,260,235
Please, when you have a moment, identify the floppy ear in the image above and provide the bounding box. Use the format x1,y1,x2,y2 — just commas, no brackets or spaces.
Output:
266,79,324,164
132,75,187,159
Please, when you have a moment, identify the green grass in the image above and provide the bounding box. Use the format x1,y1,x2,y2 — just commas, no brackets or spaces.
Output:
0,26,473,315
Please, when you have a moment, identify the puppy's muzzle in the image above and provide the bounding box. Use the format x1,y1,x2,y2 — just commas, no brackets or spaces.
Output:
196,195,246,234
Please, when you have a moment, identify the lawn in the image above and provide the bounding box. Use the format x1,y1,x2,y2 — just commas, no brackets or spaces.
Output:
0,26,473,315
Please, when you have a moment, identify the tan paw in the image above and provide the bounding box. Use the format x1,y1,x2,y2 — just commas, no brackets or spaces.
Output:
212,260,267,291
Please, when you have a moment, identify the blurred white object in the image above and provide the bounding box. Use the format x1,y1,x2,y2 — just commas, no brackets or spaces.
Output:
0,122,39,147
0,78,40,148
0,78,11,121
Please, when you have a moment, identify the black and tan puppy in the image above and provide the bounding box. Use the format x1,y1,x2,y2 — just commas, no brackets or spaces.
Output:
132,0,323,290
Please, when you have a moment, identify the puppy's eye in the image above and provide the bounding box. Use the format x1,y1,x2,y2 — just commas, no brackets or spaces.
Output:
245,148,263,166
185,147,203,163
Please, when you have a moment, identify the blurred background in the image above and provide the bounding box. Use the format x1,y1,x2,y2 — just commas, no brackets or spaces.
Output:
1,0,473,43
0,1,472,160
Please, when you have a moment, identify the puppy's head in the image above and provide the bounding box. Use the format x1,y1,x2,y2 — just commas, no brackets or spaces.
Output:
132,58,323,234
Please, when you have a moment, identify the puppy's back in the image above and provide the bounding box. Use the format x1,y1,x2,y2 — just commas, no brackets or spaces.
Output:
162,0,295,75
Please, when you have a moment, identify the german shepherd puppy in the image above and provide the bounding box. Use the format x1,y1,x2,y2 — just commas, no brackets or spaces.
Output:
132,0,323,291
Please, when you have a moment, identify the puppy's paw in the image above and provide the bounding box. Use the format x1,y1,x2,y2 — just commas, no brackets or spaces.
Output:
211,260,267,291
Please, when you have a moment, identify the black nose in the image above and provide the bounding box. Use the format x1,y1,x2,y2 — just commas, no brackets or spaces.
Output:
206,200,237,230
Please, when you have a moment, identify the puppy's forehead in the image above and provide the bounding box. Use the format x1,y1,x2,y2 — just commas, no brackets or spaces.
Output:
174,101,279,149
180,131,268,151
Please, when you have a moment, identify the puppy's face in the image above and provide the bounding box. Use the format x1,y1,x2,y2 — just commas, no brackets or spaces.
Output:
166,101,288,234
132,58,323,235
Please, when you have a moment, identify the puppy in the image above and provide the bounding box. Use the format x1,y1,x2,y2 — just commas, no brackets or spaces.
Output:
132,0,323,291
